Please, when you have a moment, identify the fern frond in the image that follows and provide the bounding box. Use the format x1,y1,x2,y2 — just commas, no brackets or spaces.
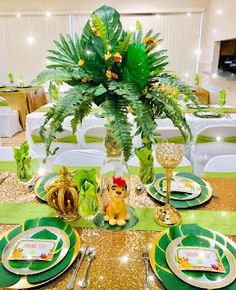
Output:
102,97,132,161
158,73,199,105
92,14,109,50
40,84,95,156
114,33,131,54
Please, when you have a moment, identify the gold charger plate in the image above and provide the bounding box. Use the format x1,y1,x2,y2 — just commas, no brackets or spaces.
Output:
166,236,236,289
149,224,236,290
154,175,202,201
2,226,70,276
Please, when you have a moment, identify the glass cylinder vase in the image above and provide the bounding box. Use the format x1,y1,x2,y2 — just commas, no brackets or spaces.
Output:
100,131,130,226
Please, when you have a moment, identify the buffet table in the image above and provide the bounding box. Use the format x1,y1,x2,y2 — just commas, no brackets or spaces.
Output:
0,173,235,290
0,86,47,130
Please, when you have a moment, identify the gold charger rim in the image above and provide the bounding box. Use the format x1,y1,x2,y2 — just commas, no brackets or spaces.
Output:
166,235,236,289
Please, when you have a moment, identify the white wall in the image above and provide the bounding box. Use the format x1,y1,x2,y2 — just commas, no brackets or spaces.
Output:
0,1,205,85
199,0,236,105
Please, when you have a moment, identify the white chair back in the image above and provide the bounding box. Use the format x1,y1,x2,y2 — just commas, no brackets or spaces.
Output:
204,155,236,173
82,125,106,151
0,96,11,113
192,125,236,176
154,127,185,143
52,149,106,171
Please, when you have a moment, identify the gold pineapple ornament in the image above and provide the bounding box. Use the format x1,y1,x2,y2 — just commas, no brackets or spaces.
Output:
46,166,80,222
155,142,183,227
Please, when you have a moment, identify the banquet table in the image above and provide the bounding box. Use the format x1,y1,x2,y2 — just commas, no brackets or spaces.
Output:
26,106,236,147
0,173,235,290
0,86,47,130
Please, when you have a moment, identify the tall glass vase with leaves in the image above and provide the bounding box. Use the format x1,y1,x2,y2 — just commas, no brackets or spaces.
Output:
34,5,198,176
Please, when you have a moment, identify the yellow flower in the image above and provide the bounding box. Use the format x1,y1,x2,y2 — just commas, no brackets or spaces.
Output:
106,70,112,79
104,51,112,60
105,70,118,79
114,52,122,63
89,20,101,36
81,77,92,83
143,36,158,46
78,59,85,66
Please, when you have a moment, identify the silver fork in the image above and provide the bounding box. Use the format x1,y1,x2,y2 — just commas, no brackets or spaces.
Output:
142,248,151,290
66,246,88,290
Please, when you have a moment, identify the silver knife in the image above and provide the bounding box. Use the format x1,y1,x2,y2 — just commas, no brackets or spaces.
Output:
66,246,88,290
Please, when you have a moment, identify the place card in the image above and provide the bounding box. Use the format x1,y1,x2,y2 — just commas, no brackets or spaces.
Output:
162,180,194,194
8,239,58,261
176,247,225,273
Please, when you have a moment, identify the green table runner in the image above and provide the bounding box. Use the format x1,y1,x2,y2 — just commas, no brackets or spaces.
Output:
0,203,235,235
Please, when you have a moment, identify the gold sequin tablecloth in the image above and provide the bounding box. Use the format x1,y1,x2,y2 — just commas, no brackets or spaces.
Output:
0,174,236,290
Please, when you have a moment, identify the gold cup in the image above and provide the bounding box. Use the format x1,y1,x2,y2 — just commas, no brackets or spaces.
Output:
154,141,183,227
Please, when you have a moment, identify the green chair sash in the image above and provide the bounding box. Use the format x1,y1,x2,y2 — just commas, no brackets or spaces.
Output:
155,135,186,144
31,134,78,144
0,100,9,106
84,135,104,143
196,134,236,144
0,159,39,173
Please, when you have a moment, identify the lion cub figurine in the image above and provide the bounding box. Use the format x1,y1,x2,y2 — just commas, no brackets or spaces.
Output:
104,176,129,226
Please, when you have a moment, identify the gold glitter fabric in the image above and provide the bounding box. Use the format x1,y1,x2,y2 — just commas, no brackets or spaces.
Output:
0,173,235,290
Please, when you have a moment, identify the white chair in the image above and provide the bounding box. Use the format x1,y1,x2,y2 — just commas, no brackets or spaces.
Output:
81,125,106,151
128,153,192,174
52,149,106,172
191,125,236,176
0,147,38,172
203,155,236,178
29,126,78,159
0,97,22,137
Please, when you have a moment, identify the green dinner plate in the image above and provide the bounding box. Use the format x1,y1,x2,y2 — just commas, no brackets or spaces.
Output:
34,173,58,202
193,111,222,119
149,224,236,290
2,226,70,276
0,217,80,289
148,172,212,208
186,104,209,110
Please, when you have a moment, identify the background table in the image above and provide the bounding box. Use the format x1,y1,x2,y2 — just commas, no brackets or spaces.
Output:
0,86,47,130
0,174,235,290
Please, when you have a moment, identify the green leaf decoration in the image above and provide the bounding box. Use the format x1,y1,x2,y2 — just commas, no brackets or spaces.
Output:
33,5,198,160
0,217,80,288
123,43,149,90
150,224,236,290
13,141,32,182
135,144,154,184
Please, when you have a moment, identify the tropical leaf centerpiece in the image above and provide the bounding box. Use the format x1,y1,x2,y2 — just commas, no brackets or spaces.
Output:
34,5,198,161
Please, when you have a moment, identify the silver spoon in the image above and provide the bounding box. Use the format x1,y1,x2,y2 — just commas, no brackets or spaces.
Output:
79,247,96,288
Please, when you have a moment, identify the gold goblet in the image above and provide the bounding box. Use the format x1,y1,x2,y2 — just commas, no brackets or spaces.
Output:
155,141,183,227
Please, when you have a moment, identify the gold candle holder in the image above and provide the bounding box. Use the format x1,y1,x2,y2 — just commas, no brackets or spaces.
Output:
154,141,183,227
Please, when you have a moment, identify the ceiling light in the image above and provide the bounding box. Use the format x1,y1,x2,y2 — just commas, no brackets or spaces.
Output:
194,49,202,56
46,11,51,17
16,13,21,18
212,73,217,78
27,36,35,44
217,9,222,15
187,12,192,17
156,14,160,19
212,29,217,34
184,72,189,78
